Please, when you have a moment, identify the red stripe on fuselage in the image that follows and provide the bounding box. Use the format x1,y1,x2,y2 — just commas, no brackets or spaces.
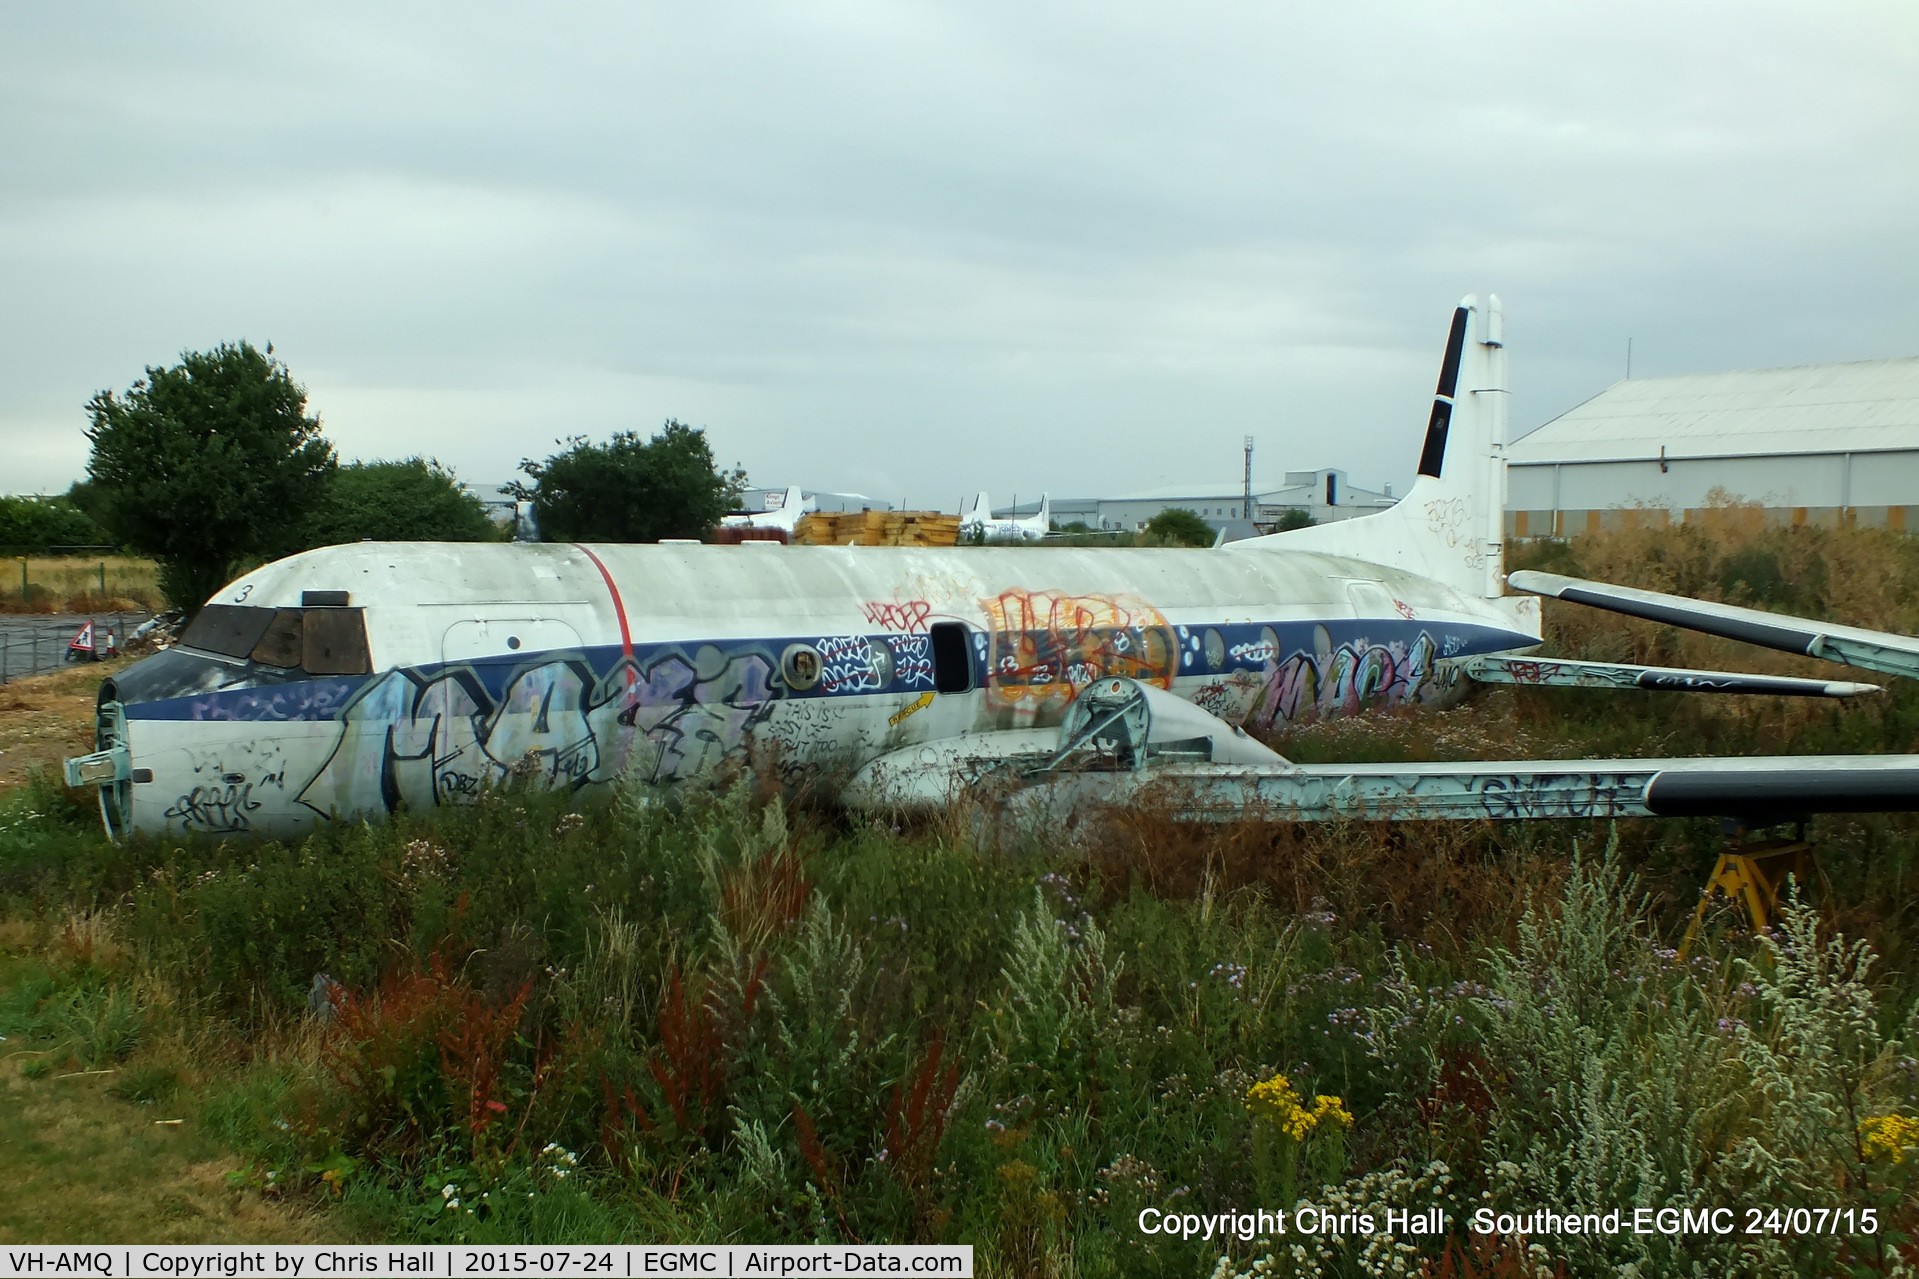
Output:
574,544,633,658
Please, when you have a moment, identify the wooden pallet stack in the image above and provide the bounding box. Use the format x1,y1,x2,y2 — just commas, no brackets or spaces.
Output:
795,510,963,547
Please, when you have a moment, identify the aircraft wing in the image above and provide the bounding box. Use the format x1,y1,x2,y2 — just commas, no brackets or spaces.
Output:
845,676,1919,823
1509,569,1919,681
1462,654,1880,698
1025,753,1919,824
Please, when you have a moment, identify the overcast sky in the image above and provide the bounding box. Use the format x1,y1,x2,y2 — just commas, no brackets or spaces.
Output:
4,3,1916,508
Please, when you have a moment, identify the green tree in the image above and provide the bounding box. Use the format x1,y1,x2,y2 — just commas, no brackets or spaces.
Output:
513,421,745,543
0,495,105,552
84,342,336,613
300,458,497,547
1144,507,1215,547
1275,508,1318,532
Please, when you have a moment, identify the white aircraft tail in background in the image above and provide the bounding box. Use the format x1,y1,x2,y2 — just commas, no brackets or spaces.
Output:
1232,294,1509,603
722,486,815,536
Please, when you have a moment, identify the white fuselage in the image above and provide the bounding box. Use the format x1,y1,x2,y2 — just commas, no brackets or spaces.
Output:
96,541,1539,838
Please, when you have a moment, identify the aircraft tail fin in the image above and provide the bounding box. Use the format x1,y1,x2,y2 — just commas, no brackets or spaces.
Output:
1228,294,1509,599
1038,493,1051,529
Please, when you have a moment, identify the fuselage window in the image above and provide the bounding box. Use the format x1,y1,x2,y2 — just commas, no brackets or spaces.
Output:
930,622,973,694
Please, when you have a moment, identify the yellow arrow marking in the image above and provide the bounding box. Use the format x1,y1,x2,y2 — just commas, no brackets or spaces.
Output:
888,691,935,726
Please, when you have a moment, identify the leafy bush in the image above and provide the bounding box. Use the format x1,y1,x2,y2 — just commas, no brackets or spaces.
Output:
1143,507,1214,547
514,423,746,543
0,494,106,552
297,459,497,548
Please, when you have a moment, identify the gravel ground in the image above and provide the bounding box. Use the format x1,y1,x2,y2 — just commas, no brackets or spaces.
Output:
0,656,136,796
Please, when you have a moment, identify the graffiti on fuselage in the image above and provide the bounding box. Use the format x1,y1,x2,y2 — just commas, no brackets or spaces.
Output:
296,643,780,821
1246,627,1444,731
980,589,1178,708
128,606,1498,835
1173,627,1449,731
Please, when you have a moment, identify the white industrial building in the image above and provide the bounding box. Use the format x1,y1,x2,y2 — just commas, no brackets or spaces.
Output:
736,488,894,514
1020,468,1396,534
1507,356,1919,536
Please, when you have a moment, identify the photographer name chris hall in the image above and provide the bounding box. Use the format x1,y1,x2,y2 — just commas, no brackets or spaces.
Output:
1137,1204,1883,1241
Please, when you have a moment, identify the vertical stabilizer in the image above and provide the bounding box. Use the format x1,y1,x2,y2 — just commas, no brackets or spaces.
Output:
1227,295,1510,599
961,492,992,536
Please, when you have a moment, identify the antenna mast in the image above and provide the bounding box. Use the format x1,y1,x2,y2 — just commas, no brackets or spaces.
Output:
1242,435,1254,518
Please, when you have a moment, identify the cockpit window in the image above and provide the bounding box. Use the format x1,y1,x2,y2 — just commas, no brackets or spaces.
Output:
179,603,371,675
180,604,276,658
250,609,305,668
303,607,372,674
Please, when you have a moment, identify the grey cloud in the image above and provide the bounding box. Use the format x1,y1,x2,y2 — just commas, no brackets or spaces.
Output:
2,2,1914,503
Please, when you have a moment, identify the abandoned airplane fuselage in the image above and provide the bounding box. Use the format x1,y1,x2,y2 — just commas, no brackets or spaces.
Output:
90,540,1540,839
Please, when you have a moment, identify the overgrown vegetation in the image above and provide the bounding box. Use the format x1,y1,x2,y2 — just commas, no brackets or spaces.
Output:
2,516,1919,1275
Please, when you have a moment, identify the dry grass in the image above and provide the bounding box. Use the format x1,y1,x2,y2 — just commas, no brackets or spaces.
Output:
0,657,135,798
1,555,162,614
1505,514,1919,759
1517,503,1919,662
1084,802,1575,949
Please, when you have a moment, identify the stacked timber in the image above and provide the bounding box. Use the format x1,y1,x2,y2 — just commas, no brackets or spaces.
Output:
795,510,962,547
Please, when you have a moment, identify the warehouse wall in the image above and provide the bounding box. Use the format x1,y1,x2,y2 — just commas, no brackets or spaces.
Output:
1506,450,1919,536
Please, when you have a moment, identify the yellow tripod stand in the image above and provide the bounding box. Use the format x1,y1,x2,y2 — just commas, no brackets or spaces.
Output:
1679,838,1816,959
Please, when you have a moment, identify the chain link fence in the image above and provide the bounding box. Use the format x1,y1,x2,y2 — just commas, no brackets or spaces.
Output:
0,612,150,684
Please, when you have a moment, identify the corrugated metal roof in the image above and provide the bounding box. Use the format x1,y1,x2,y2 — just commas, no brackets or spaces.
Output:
1509,356,1919,465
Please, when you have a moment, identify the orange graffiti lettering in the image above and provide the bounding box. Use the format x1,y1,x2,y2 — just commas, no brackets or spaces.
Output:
979,589,1176,706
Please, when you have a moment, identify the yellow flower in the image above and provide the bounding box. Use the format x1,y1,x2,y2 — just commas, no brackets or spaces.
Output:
1246,1074,1302,1115
1310,1095,1354,1130
1245,1075,1352,1141
1860,1114,1919,1163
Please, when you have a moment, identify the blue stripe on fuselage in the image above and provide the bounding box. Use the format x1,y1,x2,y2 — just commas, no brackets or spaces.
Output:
121,618,1533,722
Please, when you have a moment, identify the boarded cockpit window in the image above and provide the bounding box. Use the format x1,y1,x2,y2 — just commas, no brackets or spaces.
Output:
181,605,276,659
250,609,305,668
303,608,372,674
